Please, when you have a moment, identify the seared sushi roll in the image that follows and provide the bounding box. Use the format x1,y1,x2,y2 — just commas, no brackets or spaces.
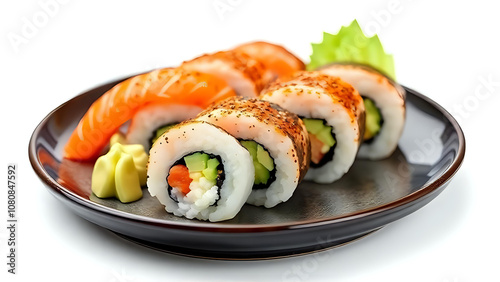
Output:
319,64,405,160
196,97,310,208
261,71,365,184
233,41,305,81
181,50,268,98
125,103,203,150
147,120,254,222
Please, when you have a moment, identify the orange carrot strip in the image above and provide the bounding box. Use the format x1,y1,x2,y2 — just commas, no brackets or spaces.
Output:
167,164,192,195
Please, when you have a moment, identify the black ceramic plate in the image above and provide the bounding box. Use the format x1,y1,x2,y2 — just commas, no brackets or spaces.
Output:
29,77,465,260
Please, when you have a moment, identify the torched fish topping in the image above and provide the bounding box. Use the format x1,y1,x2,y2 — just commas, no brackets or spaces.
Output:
182,50,268,96
262,71,365,125
198,96,311,182
318,63,406,100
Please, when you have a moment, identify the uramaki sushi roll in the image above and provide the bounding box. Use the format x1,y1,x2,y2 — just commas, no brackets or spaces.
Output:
126,42,305,152
319,64,405,160
147,120,254,222
181,50,268,98
196,97,310,208
125,103,203,150
261,71,365,184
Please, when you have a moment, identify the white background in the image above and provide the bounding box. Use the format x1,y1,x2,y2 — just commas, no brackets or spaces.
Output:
1,0,499,281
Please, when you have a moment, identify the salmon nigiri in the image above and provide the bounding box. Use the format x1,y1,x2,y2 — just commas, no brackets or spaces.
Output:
181,50,268,98
64,68,235,161
233,41,305,81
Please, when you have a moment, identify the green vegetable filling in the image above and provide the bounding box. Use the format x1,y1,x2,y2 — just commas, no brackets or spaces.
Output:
303,118,336,153
240,140,275,186
168,152,224,204
183,152,220,182
302,118,337,167
363,97,383,142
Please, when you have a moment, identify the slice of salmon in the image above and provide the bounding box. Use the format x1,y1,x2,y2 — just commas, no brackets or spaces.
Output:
234,41,305,81
64,68,235,161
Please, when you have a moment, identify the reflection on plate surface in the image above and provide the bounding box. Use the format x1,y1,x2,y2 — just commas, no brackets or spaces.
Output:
29,77,465,259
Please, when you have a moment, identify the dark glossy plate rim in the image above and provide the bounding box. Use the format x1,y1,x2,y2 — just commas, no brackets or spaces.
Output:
29,84,466,233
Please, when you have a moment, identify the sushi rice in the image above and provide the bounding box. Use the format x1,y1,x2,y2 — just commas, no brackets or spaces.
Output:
261,71,365,184
147,120,254,222
196,97,310,208
319,64,406,160
126,103,203,150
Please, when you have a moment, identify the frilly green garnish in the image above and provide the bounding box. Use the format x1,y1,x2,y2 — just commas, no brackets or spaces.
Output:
308,19,396,80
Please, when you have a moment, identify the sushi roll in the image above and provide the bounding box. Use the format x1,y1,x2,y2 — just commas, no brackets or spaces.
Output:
260,71,365,184
196,97,310,208
126,41,305,152
181,50,268,98
63,68,235,161
147,120,254,222
319,64,406,160
125,103,203,150
233,41,305,80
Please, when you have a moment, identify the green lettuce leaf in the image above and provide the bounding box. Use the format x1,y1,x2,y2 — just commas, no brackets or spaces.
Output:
308,20,396,80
